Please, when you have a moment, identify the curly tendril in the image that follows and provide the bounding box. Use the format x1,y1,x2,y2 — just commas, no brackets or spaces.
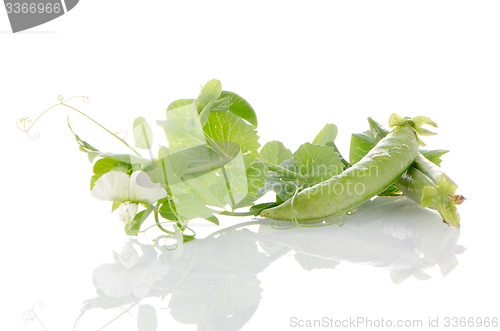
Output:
17,95,142,157
17,95,91,140
17,117,40,140
22,301,49,331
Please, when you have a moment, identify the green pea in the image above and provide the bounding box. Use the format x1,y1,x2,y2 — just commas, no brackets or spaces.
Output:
260,124,419,223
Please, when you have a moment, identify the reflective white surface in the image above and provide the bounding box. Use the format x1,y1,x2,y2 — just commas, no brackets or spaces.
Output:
15,197,466,330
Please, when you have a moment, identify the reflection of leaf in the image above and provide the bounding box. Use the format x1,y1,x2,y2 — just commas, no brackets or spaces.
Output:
203,111,260,165
133,117,153,149
137,304,158,331
167,228,268,330
258,141,292,166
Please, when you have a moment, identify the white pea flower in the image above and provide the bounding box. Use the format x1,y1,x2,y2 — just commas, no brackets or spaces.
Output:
119,202,139,223
92,171,167,221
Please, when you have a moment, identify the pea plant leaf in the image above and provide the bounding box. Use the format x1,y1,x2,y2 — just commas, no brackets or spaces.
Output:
203,111,260,165
420,149,449,166
157,103,206,151
167,99,195,112
349,130,375,165
293,142,344,185
133,117,154,149
166,193,216,225
125,205,154,236
219,91,258,128
233,159,268,208
377,185,402,197
259,158,303,202
257,141,292,166
90,157,131,190
312,124,338,146
195,79,222,111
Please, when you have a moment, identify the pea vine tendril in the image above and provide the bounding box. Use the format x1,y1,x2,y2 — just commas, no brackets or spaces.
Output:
17,95,142,157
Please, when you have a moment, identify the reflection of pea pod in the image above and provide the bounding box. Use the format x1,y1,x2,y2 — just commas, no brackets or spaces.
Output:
5,0,79,33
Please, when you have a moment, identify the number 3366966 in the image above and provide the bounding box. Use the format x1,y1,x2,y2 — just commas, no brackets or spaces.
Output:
5,2,62,14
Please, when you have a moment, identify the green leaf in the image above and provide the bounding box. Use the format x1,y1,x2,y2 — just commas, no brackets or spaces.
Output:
388,113,405,127
199,101,213,127
293,143,344,185
178,152,248,209
420,149,449,166
377,185,402,196
111,201,121,212
157,103,206,151
412,115,438,128
158,146,170,160
172,193,214,224
259,158,303,201
159,198,178,221
219,91,258,128
368,117,389,142
90,157,131,190
312,124,338,146
133,117,154,149
125,205,154,236
258,141,293,166
206,215,220,225
195,79,222,111
231,159,268,208
250,202,279,215
247,160,268,195
203,111,260,165
67,119,101,162
167,99,194,112
211,96,232,112
349,130,375,165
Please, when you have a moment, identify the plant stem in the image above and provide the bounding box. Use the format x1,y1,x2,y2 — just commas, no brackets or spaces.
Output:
60,103,142,157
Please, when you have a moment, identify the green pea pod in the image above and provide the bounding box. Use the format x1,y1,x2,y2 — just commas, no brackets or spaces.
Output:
260,124,419,223
368,117,464,228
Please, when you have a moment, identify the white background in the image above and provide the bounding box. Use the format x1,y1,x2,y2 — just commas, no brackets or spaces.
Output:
1,1,499,330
